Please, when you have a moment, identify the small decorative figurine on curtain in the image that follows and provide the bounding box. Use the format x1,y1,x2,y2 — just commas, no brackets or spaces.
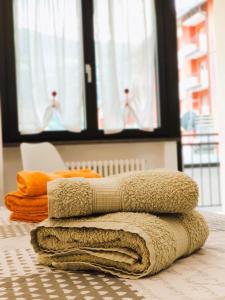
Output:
46,90,64,131
52,91,60,108
124,88,138,128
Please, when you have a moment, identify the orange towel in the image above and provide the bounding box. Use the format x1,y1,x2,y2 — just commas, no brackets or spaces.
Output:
10,211,48,223
5,191,48,213
17,169,101,196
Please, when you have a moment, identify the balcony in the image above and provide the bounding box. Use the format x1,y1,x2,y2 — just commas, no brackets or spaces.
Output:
182,133,221,208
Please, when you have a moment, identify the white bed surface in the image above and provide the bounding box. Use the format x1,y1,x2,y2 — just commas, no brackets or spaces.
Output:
1,207,225,300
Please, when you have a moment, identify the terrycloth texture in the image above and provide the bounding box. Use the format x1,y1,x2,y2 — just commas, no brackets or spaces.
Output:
17,169,101,197
5,169,100,223
10,211,48,223
48,169,198,218
4,191,48,223
5,191,48,213
31,210,208,279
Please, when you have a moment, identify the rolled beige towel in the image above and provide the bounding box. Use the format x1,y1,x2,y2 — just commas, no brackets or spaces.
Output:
31,210,208,279
48,169,198,218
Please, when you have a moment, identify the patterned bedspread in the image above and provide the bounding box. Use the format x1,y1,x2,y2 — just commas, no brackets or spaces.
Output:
0,207,225,300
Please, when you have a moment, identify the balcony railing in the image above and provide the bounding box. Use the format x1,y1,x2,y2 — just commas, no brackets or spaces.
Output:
182,133,221,207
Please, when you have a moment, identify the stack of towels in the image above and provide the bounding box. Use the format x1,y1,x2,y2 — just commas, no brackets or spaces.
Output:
5,169,101,222
31,169,209,279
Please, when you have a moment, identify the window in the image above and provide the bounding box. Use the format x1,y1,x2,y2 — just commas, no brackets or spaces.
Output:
0,0,180,144
94,0,159,133
13,0,86,134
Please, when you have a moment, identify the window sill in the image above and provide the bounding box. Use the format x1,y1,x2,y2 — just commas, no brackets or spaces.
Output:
3,136,180,148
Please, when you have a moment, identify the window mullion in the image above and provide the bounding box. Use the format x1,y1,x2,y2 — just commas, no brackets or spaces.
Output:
81,0,98,134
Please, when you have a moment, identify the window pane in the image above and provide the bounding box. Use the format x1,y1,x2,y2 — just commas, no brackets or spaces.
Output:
13,0,86,133
94,0,160,133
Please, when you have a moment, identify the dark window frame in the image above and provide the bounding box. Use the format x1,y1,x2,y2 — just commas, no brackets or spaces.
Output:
0,0,180,145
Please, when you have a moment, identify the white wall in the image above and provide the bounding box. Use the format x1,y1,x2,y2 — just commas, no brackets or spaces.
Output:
213,0,225,208
2,141,178,203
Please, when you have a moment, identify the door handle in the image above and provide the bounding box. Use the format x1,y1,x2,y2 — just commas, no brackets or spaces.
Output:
85,64,92,83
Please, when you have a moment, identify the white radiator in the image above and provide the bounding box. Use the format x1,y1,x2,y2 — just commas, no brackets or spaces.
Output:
65,159,147,177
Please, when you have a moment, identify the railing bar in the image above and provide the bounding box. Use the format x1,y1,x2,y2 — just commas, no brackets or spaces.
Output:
207,135,213,207
184,163,220,168
199,144,204,207
191,144,194,178
217,144,221,205
217,165,221,205
182,145,186,167
182,133,219,137
182,142,219,146
198,204,221,207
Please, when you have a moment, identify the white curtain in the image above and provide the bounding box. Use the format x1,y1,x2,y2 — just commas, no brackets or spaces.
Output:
94,0,159,133
13,0,85,134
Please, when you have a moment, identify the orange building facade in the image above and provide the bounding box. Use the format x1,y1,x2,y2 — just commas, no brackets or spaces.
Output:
177,0,216,134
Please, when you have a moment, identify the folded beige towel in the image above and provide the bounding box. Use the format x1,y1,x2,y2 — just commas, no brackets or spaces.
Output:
31,210,208,279
48,169,198,218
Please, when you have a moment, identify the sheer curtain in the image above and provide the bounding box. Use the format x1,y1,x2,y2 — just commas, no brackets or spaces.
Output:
13,0,85,134
94,0,159,134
